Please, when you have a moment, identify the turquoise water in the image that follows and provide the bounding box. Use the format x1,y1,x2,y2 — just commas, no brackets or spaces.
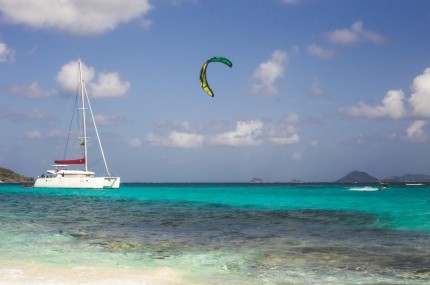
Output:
0,183,429,284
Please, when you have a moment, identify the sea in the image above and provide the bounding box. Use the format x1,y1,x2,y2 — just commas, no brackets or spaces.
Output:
0,183,429,285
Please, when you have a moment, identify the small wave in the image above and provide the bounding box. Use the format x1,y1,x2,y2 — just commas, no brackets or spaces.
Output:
347,186,379,191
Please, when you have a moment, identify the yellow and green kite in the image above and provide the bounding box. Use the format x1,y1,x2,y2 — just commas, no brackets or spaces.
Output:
199,56,233,97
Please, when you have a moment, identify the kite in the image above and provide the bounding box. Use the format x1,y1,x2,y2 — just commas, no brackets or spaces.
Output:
199,56,233,97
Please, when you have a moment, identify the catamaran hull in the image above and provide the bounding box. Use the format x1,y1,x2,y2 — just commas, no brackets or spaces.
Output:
33,176,120,189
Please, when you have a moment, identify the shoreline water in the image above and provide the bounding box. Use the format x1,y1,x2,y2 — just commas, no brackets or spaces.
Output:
1,184,429,284
0,259,191,285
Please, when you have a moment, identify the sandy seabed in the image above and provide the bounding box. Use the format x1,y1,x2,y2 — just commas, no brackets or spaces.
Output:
0,260,192,285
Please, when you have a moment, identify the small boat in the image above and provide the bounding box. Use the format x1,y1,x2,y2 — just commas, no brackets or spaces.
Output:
33,60,120,189
379,181,388,191
21,182,33,188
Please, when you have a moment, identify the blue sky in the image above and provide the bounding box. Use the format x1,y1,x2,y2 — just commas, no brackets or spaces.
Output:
1,0,430,182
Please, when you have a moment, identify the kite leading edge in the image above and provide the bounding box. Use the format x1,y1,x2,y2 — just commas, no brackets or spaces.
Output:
199,56,233,97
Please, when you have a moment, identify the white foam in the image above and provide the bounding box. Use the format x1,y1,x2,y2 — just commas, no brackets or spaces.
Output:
347,186,379,191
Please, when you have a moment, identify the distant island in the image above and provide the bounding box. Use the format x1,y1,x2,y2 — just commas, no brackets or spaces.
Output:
383,174,430,183
2,166,430,184
334,171,379,183
334,171,430,183
0,167,34,183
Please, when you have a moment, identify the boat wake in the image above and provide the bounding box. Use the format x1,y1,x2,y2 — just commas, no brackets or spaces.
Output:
347,186,379,191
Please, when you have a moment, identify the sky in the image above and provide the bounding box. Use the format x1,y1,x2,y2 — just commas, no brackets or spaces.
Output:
1,0,430,183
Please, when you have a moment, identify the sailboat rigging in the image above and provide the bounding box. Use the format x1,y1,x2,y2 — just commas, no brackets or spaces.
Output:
33,60,120,189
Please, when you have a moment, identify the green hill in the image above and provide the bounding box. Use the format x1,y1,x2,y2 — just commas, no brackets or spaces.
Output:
334,171,379,183
0,167,34,183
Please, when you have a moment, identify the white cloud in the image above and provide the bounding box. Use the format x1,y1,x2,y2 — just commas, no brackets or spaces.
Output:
57,60,95,92
146,121,204,148
168,131,204,148
340,68,430,121
0,0,152,36
263,117,300,145
147,131,204,148
146,116,300,148
25,129,41,139
326,21,385,45
340,89,406,119
250,50,288,96
89,72,131,98
307,44,335,59
409,68,430,117
7,81,57,98
128,138,142,148
0,41,15,62
406,120,427,142
211,120,263,146
212,117,300,147
94,115,123,125
56,60,129,98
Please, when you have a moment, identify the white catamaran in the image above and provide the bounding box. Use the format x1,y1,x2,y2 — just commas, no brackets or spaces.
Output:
34,60,120,189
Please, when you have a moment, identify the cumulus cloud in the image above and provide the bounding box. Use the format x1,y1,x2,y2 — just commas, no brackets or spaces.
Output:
56,60,130,98
0,0,152,36
89,72,131,98
263,116,300,145
307,44,335,59
147,131,204,149
341,68,430,121
250,50,288,96
409,68,430,117
57,60,95,92
326,21,385,45
146,120,204,148
210,118,300,147
210,117,300,147
25,129,41,139
128,138,142,148
146,116,300,148
94,115,124,125
0,41,15,62
7,81,57,98
211,120,264,146
405,120,427,142
340,90,406,119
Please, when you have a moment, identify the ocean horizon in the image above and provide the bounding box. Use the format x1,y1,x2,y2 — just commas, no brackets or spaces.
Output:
1,183,429,284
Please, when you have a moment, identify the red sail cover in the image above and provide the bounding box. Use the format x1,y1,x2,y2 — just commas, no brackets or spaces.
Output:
54,158,85,164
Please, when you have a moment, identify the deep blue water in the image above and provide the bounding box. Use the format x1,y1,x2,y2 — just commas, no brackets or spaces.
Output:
0,183,429,284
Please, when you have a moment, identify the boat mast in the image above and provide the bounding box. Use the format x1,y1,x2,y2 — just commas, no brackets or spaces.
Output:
79,60,88,172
